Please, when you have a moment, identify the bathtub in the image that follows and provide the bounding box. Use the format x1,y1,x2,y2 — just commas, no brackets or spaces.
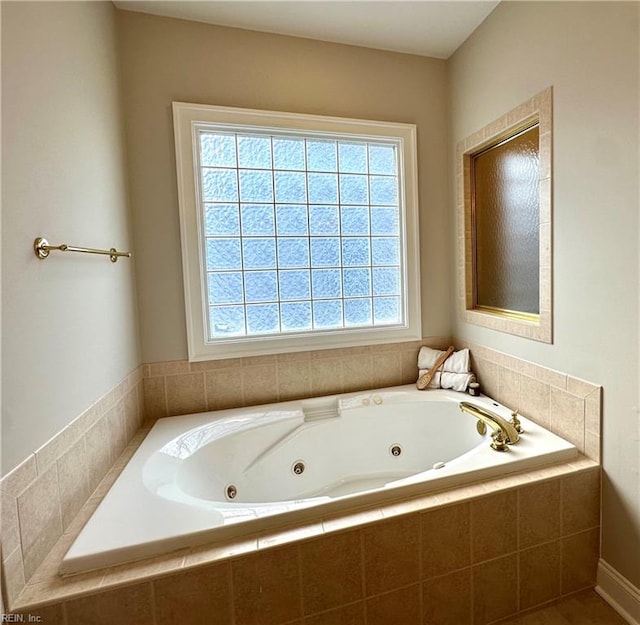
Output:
61,386,576,575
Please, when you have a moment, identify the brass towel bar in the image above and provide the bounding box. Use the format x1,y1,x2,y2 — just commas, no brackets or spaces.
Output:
34,237,131,263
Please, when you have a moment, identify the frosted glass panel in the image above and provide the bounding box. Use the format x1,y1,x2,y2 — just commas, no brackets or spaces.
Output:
242,238,276,269
199,130,405,339
308,173,338,204
341,207,370,235
239,170,273,202
241,204,275,236
473,125,540,315
345,298,372,326
238,136,272,169
338,143,367,174
202,169,238,202
313,300,342,328
312,269,342,299
273,138,305,170
369,145,396,175
246,304,280,334
204,204,240,236
309,206,339,235
276,205,308,235
244,271,278,302
279,270,310,300
208,272,243,305
307,140,337,172
275,171,307,203
200,133,236,168
210,305,245,337
281,302,311,331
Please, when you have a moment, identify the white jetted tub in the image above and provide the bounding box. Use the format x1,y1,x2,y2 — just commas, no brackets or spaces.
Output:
62,386,576,574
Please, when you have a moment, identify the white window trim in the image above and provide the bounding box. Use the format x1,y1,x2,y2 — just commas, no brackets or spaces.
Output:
173,102,421,361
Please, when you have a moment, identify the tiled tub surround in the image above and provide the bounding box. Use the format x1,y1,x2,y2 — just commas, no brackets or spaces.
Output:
0,367,145,608
457,341,602,463
2,340,603,622
142,338,452,420
10,451,600,625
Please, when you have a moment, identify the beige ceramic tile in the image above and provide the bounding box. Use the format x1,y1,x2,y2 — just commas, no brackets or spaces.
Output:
56,436,90,530
2,546,26,607
16,563,105,608
165,372,206,416
372,352,402,389
585,432,600,463
303,601,364,625
566,377,599,399
342,356,374,393
107,402,128,461
585,388,602,435
241,364,278,406
1,493,20,558
0,455,37,498
300,531,363,615
101,550,188,588
519,540,561,610
366,584,421,625
154,562,231,625
232,545,301,625
258,522,324,550
143,376,167,419
9,603,65,625
380,493,441,519
401,348,420,384
549,387,585,452
562,469,600,535
519,375,550,428
190,357,243,372
363,515,419,596
205,368,244,411
278,359,313,401
123,388,140,441
310,359,343,396
518,479,561,549
498,367,521,410
83,417,113,494
65,582,154,625
561,528,599,594
471,490,517,563
534,366,567,391
472,554,518,625
474,359,499,399
185,537,259,568
422,568,472,625
17,464,63,581
421,502,470,579
148,360,190,377
322,508,383,534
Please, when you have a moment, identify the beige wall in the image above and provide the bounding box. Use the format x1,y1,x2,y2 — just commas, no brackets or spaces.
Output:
116,10,451,363
449,1,640,586
1,1,140,474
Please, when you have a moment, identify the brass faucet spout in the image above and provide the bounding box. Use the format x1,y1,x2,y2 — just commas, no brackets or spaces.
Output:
459,401,520,451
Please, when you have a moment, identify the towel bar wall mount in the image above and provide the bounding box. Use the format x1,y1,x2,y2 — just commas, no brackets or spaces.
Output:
34,237,131,263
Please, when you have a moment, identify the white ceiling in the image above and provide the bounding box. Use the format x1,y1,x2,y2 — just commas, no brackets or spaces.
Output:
113,1,500,59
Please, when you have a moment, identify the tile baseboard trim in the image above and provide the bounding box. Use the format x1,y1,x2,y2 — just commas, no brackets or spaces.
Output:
596,559,640,625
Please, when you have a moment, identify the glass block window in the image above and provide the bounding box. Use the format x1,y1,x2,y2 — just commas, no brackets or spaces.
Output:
200,131,403,340
173,102,421,360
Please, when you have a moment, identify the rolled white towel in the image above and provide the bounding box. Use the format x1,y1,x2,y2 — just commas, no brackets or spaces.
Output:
418,347,470,374
418,370,474,392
